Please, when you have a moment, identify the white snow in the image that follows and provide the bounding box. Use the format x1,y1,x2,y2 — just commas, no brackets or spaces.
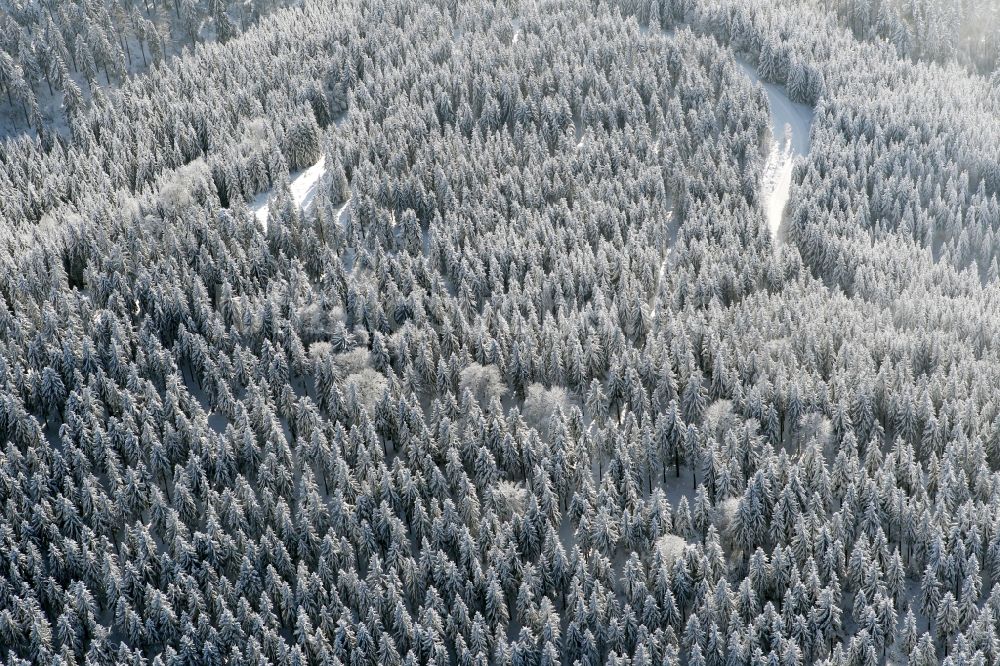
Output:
252,155,327,229
335,195,351,230
293,155,327,209
761,132,795,240
250,193,270,226
735,58,814,245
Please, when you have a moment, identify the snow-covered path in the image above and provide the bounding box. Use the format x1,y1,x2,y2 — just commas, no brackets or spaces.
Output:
252,155,327,228
735,58,813,245
761,135,795,240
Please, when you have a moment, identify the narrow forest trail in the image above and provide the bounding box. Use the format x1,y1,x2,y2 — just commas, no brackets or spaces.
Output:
735,58,814,247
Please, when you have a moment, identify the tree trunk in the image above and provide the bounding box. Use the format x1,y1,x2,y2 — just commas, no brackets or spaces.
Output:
122,34,133,68
161,469,172,503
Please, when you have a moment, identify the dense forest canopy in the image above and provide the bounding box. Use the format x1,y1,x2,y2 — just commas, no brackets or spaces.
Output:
1,0,999,664
0,0,294,138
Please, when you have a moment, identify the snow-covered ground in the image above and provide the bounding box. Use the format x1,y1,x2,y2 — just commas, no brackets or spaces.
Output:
335,195,351,230
735,58,813,244
252,155,327,229
759,135,795,240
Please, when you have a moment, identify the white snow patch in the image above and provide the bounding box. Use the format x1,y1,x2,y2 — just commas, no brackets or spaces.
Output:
735,58,813,246
736,60,813,157
335,196,352,230
293,156,327,210
761,131,795,241
252,155,327,229
250,191,269,225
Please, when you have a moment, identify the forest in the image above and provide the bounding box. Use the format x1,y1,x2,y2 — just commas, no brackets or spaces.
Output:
0,0,294,138
1,0,999,664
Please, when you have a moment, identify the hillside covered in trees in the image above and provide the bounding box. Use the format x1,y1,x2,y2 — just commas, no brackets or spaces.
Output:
1,0,999,664
0,0,295,138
